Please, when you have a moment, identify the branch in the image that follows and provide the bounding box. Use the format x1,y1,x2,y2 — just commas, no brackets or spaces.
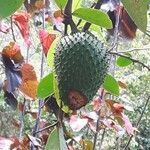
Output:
63,0,78,34
82,0,103,32
123,96,150,150
109,52,150,71
10,16,16,42
99,129,106,150
32,0,45,137
19,98,26,138
93,89,105,150
118,47,150,53
33,121,58,134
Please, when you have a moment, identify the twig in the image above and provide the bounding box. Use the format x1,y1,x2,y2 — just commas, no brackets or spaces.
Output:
99,129,106,150
93,89,105,150
33,121,58,134
82,0,103,32
93,112,101,150
123,96,150,150
19,98,26,138
10,16,16,42
63,0,78,34
117,47,150,53
109,51,150,71
32,0,45,137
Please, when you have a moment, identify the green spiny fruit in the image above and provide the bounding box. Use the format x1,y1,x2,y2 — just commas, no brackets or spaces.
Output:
54,32,108,110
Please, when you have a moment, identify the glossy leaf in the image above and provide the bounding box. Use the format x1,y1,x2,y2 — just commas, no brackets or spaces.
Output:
45,127,67,150
59,127,68,150
73,0,82,11
20,63,37,81
2,42,24,63
20,80,38,100
116,56,133,67
37,73,54,99
19,64,38,100
55,0,67,9
13,11,31,46
39,29,56,56
73,8,112,29
45,128,59,150
121,0,148,32
0,0,23,18
103,74,119,96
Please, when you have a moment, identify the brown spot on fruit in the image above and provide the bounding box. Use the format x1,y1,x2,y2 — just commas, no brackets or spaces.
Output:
67,89,87,110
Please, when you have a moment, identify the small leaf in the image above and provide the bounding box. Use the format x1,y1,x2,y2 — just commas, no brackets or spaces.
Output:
80,140,93,150
73,8,112,29
116,56,132,67
0,0,23,18
118,81,128,89
103,74,119,96
55,0,67,9
121,0,148,32
37,73,54,99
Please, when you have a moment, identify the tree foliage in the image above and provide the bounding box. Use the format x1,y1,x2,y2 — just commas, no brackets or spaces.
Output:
0,0,149,149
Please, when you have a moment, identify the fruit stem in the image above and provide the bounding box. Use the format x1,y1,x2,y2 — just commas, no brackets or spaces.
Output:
63,0,78,34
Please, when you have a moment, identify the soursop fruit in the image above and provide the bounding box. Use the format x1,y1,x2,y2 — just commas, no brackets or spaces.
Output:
54,32,108,110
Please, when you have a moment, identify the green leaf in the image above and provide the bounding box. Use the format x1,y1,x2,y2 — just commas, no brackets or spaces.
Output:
58,127,68,150
53,73,69,113
121,0,148,32
73,0,82,11
37,73,54,99
103,74,119,96
73,8,112,29
45,127,68,150
116,56,133,67
55,0,67,9
0,0,23,18
47,37,60,69
45,128,59,150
